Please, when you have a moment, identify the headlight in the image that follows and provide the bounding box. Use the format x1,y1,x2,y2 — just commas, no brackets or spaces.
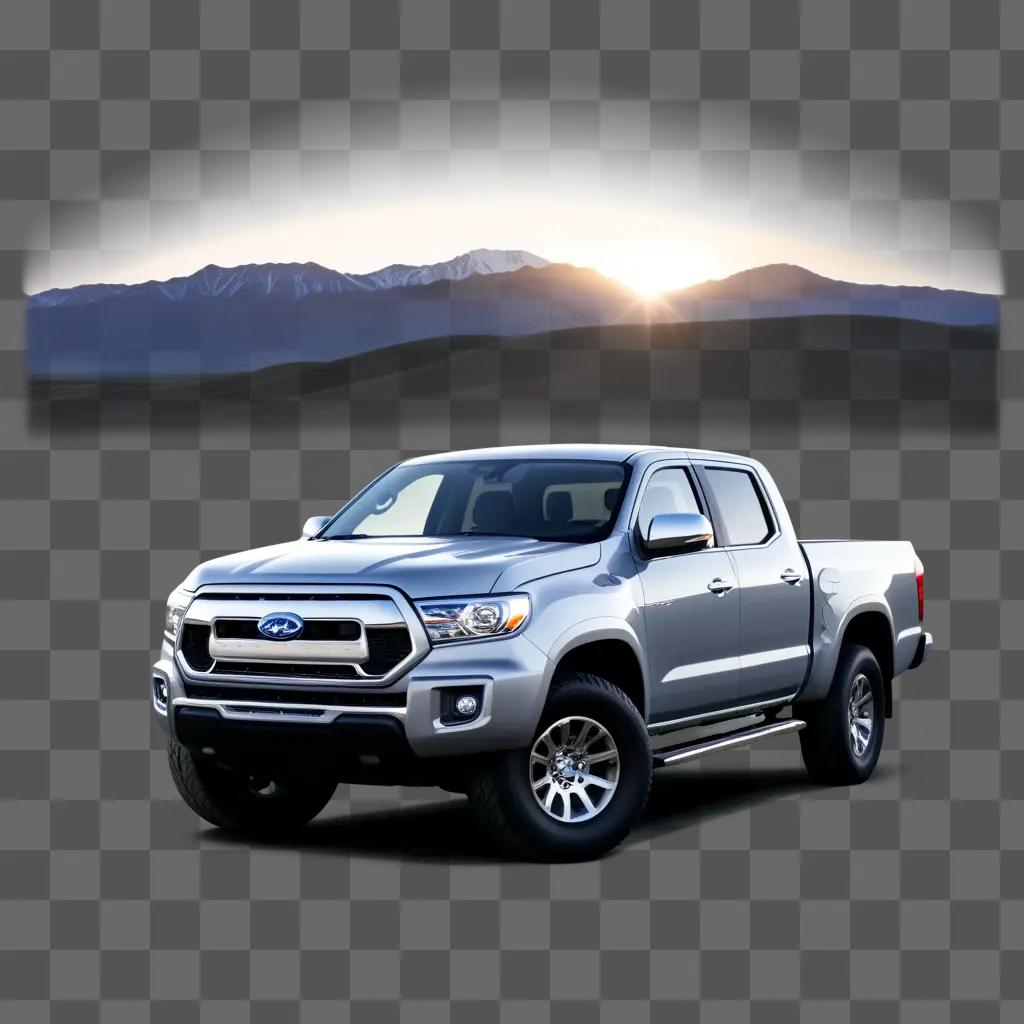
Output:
415,594,530,644
164,586,192,640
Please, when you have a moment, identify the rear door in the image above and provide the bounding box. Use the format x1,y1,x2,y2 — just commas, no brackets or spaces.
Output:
694,461,810,704
630,462,741,722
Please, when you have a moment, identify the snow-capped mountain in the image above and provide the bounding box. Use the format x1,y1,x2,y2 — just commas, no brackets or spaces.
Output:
29,249,550,308
364,249,549,289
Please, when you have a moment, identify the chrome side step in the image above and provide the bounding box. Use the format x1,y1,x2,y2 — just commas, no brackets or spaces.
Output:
648,695,798,735
652,719,806,768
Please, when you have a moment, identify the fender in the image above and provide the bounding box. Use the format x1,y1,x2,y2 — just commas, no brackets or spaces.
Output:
538,616,650,709
799,593,895,703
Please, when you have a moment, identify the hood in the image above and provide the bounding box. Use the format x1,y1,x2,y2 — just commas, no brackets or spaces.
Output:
182,535,601,599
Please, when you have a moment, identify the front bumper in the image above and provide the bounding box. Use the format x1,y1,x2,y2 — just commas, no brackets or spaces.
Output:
152,630,551,761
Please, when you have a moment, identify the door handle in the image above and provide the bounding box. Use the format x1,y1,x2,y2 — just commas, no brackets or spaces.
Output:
707,577,734,596
780,569,804,586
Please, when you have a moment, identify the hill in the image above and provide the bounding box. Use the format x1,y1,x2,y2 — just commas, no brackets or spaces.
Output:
33,314,997,411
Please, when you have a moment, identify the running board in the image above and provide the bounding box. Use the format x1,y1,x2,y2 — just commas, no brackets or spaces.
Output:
652,719,806,768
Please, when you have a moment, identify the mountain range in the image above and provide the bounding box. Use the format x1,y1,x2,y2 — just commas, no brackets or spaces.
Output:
27,249,998,379
30,248,551,308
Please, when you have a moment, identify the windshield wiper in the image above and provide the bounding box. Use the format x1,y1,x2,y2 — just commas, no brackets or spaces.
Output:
323,534,370,540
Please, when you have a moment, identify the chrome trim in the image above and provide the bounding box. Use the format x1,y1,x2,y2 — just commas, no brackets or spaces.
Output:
663,655,739,684
174,583,429,688
172,695,407,724
186,598,403,626
644,512,714,555
648,694,796,736
207,629,370,665
655,719,806,766
739,644,810,671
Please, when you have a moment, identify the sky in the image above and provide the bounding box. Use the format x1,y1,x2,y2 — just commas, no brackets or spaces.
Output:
25,155,1003,297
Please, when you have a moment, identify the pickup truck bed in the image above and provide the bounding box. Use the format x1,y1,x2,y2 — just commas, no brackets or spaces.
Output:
800,539,930,704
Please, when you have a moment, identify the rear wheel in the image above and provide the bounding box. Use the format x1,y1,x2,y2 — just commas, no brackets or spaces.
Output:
798,644,885,785
469,672,652,861
168,737,337,838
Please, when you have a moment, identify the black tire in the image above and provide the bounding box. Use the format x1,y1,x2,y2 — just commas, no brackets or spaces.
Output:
798,644,886,786
167,738,337,838
469,672,652,861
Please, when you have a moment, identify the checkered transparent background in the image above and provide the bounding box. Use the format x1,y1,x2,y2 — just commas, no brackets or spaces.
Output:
2,1,1023,1019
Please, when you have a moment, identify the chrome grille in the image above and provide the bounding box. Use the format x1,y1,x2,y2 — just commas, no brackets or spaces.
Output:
175,586,426,687
214,619,361,642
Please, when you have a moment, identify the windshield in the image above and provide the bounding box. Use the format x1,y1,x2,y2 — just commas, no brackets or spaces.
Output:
321,459,630,543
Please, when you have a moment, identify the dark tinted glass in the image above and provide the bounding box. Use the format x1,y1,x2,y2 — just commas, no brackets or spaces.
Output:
323,460,628,543
704,468,772,546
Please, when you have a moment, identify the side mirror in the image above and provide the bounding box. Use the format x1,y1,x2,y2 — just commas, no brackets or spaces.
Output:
641,512,714,556
301,515,331,539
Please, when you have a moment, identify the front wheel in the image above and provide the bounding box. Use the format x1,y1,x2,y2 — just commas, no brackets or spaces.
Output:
469,673,652,861
167,738,337,838
798,644,885,786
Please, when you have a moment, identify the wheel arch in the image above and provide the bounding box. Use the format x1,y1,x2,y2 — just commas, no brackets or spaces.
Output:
550,631,647,721
839,609,895,717
800,595,896,707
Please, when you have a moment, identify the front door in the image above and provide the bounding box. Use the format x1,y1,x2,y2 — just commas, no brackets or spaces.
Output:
695,462,810,704
631,464,741,722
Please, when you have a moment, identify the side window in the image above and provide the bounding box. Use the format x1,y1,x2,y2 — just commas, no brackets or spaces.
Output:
703,468,773,546
636,467,701,527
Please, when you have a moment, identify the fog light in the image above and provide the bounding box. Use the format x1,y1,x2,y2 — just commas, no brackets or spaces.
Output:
439,686,484,725
455,694,479,717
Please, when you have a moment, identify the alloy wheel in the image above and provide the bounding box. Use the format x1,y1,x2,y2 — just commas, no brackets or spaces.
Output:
848,673,874,758
529,716,620,823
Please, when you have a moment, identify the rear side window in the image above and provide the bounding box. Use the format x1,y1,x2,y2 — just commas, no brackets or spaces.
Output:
703,468,773,546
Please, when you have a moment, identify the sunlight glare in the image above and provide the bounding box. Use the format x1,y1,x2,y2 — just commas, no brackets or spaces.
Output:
588,242,721,299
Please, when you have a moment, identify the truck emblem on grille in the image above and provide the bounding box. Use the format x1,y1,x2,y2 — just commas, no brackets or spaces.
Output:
257,612,304,640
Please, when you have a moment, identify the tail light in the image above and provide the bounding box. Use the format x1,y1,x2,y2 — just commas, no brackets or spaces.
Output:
914,556,924,621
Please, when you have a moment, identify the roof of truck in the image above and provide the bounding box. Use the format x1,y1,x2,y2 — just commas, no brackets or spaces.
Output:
403,443,748,464
405,444,661,464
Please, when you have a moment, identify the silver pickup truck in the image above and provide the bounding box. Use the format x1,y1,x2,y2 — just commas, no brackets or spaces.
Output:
153,444,931,860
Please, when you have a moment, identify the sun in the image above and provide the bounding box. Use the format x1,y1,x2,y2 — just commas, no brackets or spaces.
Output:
609,266,686,299
588,242,715,299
